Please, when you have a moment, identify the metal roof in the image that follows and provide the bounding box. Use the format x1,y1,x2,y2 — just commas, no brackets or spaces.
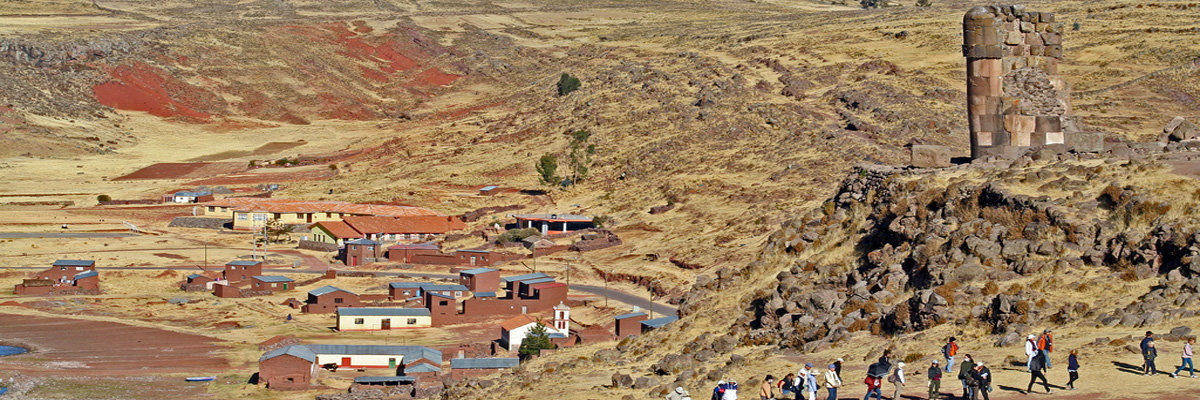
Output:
173,191,212,197
427,292,453,300
226,260,261,266
479,185,499,191
460,268,497,275
404,363,442,373
259,345,317,363
548,332,568,339
640,316,679,329
389,282,426,289
451,358,520,369
53,260,94,267
353,376,415,384
387,242,440,250
500,273,549,283
511,213,592,222
457,249,490,253
519,277,555,286
253,275,293,283
305,344,441,361
337,308,430,317
346,238,380,245
615,312,647,320
187,274,203,279
73,270,98,280
474,292,497,298
308,285,354,297
421,284,468,292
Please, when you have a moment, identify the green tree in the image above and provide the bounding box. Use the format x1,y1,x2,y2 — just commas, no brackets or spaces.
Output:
536,153,559,186
96,194,111,203
518,323,557,359
915,0,931,6
263,218,294,244
566,129,594,185
556,73,581,96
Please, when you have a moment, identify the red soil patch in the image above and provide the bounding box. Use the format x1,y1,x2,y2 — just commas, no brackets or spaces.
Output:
153,253,187,260
0,312,229,376
185,168,336,185
113,162,247,181
411,67,461,87
0,301,26,308
92,63,217,122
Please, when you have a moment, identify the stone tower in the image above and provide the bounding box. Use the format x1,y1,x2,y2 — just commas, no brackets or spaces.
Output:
963,5,1072,159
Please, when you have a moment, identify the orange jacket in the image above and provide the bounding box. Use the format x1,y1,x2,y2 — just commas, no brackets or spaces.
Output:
1037,334,1053,351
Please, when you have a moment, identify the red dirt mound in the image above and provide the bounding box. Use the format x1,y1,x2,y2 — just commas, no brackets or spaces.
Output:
113,162,246,181
93,62,220,122
411,67,461,87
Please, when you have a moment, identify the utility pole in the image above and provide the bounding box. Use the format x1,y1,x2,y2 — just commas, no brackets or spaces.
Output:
203,242,208,268
605,268,613,308
648,278,656,320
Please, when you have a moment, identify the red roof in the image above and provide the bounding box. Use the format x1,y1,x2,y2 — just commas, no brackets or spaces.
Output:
499,314,540,331
208,198,442,217
343,215,466,235
312,220,361,239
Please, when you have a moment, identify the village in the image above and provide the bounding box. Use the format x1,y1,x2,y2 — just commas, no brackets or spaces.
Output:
1,186,674,398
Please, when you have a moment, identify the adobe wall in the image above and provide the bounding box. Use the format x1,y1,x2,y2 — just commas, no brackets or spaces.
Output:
964,5,1072,159
260,356,314,390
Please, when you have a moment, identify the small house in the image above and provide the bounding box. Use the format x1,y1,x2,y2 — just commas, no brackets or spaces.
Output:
459,268,499,292
511,213,594,235
387,242,440,263
252,275,294,291
164,191,214,204
478,185,500,196
302,285,361,313
342,238,383,267
499,273,549,293
640,315,679,333
258,345,319,390
308,220,361,246
499,307,569,352
224,260,263,283
615,312,648,339
337,308,431,331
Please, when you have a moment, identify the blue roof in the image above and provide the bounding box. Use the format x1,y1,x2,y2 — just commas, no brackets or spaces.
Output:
615,312,647,320
253,275,293,283
500,273,549,283
460,268,497,275
338,308,430,317
53,260,94,267
474,292,497,298
227,260,261,266
389,282,426,289
548,332,568,339
309,285,353,297
174,191,212,197
404,363,442,373
519,277,555,286
346,238,379,245
480,185,499,191
353,376,415,384
259,345,317,363
73,270,98,280
187,274,203,279
427,292,453,300
451,358,519,369
457,249,491,253
421,284,468,292
640,316,679,329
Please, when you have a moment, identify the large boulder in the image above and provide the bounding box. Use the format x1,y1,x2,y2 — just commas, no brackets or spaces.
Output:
1068,131,1105,153
1166,117,1200,142
911,145,953,168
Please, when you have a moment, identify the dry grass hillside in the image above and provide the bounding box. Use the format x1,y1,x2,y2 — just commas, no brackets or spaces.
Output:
0,0,1198,398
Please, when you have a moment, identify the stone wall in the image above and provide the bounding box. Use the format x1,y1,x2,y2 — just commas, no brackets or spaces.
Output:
168,217,229,229
964,5,1073,159
298,240,338,252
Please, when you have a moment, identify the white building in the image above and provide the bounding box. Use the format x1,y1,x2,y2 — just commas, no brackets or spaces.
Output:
336,308,431,331
498,302,570,351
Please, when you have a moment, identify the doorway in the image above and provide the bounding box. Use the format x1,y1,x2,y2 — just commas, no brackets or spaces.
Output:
381,318,391,330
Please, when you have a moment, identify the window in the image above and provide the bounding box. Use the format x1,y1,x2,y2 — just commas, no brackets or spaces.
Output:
296,213,302,218
455,291,462,297
273,213,281,219
407,318,417,325
334,298,344,304
59,266,66,270
237,214,249,221
252,214,267,221
208,207,215,212
354,318,364,324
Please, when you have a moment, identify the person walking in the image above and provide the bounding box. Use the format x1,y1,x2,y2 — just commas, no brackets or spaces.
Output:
1023,334,1038,372
1145,341,1159,376
1141,331,1155,371
942,337,958,373
835,358,845,381
888,362,906,400
927,360,942,400
804,366,820,400
1066,349,1079,390
957,354,975,400
863,372,884,400
668,387,692,400
780,373,797,400
713,381,727,400
971,362,991,400
823,363,842,400
724,381,740,400
1037,329,1054,369
761,375,776,400
1173,337,1197,378
1025,353,1052,394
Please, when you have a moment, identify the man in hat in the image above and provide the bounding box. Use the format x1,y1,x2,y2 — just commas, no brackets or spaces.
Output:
1024,334,1038,372
668,386,691,400
1037,329,1054,370
927,360,942,400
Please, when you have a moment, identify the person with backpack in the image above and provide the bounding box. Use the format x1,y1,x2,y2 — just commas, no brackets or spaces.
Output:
1066,349,1079,390
779,373,797,400
942,337,958,373
1037,329,1054,369
971,362,991,400
823,363,842,400
888,362,906,400
713,381,727,400
1025,353,1052,394
760,375,776,400
927,360,942,400
957,354,975,399
1023,334,1038,372
1172,337,1197,378
863,372,883,400
1140,331,1155,372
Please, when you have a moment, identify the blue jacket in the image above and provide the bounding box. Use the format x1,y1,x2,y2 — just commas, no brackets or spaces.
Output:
1067,354,1079,371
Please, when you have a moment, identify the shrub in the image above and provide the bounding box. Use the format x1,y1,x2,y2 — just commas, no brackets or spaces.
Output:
536,153,558,186
328,164,338,170
556,73,581,96
96,194,111,203
496,228,540,243
915,0,931,6
518,323,556,360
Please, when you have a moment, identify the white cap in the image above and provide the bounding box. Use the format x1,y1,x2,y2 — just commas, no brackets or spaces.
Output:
1028,334,1036,339
718,380,726,385
898,362,906,368
676,387,685,394
976,361,985,367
